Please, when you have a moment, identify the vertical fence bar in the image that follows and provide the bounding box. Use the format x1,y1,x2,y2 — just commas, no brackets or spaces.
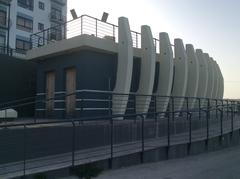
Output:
141,115,145,163
198,98,201,121
30,35,33,49
207,99,210,141
43,31,46,46
227,100,229,120
167,111,170,147
231,105,234,133
109,117,113,168
154,95,157,121
171,97,175,122
216,99,218,119
72,121,76,167
23,125,26,177
220,110,223,137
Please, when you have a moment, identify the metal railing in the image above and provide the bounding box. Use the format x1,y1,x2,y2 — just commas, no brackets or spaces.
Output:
30,14,161,53
0,45,27,58
0,90,239,178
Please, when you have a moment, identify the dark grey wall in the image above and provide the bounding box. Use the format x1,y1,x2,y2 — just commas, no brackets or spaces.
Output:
0,54,36,117
35,49,160,119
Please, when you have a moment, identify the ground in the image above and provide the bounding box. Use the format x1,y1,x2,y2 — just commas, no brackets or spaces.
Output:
94,145,240,179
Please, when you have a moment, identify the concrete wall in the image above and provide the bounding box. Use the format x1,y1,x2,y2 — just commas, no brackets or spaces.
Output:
35,49,151,118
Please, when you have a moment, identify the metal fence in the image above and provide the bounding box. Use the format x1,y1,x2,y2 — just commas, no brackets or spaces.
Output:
0,90,240,178
0,45,27,58
30,14,161,53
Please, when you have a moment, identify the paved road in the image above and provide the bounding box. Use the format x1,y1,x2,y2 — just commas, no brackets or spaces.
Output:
96,145,240,179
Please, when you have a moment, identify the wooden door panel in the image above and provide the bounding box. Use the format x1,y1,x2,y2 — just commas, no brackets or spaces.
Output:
66,68,76,114
46,71,55,112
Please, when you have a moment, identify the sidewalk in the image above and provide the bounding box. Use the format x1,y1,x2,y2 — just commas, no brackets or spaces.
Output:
96,145,240,179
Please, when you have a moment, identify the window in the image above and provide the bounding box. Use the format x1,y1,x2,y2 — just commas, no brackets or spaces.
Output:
0,35,6,53
38,23,44,31
17,16,33,32
51,8,63,21
18,0,34,11
39,1,44,10
16,38,31,53
0,10,7,26
0,35,5,46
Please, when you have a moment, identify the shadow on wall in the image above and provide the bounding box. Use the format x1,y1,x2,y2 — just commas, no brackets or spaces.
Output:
0,54,36,117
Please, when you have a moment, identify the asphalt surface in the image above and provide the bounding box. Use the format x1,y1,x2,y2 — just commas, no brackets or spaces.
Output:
96,145,240,179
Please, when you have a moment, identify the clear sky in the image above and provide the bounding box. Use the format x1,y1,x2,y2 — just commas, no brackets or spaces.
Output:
68,0,240,99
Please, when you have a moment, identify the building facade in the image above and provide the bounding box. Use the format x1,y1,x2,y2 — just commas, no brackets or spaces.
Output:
0,0,67,54
0,0,11,53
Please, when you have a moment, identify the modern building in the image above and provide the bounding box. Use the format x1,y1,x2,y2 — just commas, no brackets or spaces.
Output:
0,0,67,55
0,0,11,53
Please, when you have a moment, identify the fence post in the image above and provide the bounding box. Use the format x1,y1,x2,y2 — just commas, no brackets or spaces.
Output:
72,121,76,167
220,110,223,137
206,99,210,144
198,98,201,121
23,124,26,177
154,95,157,121
29,34,32,47
171,97,175,122
231,105,234,134
141,115,145,163
167,111,170,147
109,117,113,169
216,99,218,119
227,100,229,120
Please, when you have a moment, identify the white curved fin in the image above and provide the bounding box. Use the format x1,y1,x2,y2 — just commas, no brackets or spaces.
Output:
196,49,209,98
185,44,199,109
136,25,156,114
112,17,133,115
204,53,215,99
171,38,188,112
156,32,174,113
211,58,219,99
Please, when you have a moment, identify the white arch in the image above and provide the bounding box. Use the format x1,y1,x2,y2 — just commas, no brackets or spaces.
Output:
215,62,224,99
136,25,156,114
218,63,224,99
185,44,199,109
212,59,219,99
112,17,133,115
196,49,208,98
156,32,174,113
171,38,188,112
204,53,215,99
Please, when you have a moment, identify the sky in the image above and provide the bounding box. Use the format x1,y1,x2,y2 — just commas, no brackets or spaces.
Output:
67,0,240,99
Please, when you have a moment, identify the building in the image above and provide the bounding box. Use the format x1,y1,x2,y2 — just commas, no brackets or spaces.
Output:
0,0,67,55
24,15,224,119
0,0,11,53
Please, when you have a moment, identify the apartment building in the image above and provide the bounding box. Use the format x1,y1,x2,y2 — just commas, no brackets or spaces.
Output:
0,0,67,54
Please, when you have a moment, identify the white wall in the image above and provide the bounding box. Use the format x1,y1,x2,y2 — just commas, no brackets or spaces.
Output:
8,0,67,49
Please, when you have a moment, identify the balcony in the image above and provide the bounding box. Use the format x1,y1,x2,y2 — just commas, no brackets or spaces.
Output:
0,0,11,5
50,0,66,6
50,12,66,23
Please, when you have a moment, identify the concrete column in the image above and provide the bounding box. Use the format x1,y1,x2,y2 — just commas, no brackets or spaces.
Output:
156,32,174,114
196,49,209,98
136,25,156,114
112,17,133,116
171,38,188,112
185,44,199,109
